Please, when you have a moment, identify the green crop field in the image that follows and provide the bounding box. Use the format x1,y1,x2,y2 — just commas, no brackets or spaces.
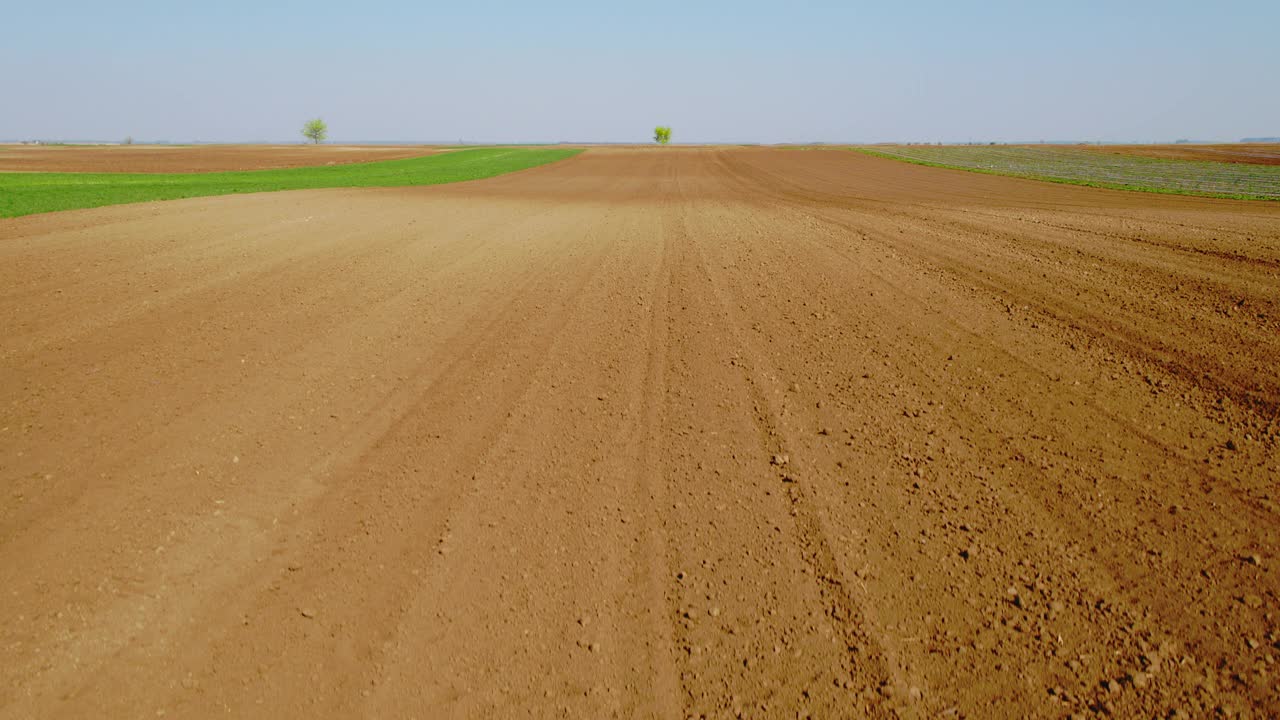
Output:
0,147,581,218
855,145,1280,201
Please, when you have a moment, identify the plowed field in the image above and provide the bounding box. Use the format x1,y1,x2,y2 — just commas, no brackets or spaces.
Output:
2,148,1277,719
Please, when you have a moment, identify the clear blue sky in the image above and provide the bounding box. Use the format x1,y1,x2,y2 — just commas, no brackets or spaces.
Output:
3,0,1277,143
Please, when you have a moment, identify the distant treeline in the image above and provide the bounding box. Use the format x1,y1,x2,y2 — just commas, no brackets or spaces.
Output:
1241,137,1280,143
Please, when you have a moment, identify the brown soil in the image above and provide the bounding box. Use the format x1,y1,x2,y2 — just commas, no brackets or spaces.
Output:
1082,143,1280,166
0,144,444,173
2,148,1277,719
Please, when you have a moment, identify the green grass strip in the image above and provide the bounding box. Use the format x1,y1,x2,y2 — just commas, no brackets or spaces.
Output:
0,147,582,218
851,147,1279,202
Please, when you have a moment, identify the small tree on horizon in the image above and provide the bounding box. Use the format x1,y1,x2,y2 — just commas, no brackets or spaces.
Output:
302,118,328,144
654,126,672,145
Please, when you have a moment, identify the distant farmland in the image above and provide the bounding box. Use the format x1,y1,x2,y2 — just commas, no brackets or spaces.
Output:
1088,143,1280,166
857,145,1280,200
0,147,580,218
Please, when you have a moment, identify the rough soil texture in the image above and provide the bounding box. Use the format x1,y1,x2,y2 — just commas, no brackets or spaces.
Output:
0,144,443,173
1082,143,1280,166
2,148,1278,719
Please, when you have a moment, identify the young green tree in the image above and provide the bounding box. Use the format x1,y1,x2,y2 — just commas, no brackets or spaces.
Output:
653,126,672,144
302,118,328,144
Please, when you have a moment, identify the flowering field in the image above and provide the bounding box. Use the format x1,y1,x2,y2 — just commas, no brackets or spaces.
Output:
857,145,1280,200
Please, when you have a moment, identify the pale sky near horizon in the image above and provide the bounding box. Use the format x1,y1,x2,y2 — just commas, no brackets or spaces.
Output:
4,1,1278,144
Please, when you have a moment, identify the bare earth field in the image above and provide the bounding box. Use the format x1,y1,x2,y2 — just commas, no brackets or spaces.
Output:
2,148,1278,719
0,144,443,173
1085,143,1280,166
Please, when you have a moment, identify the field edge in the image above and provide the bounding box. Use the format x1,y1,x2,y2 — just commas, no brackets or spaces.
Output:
0,147,585,219
851,147,1280,202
